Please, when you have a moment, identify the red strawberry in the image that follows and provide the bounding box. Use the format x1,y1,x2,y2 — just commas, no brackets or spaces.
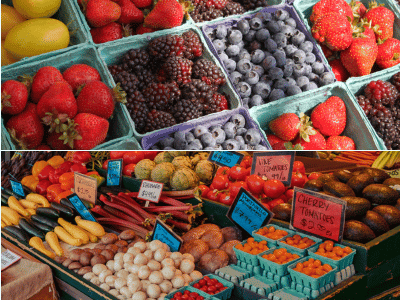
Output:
36,145,52,150
310,0,353,24
62,64,101,93
319,43,335,59
352,19,377,41
311,96,346,136
312,12,353,51
86,0,121,28
118,0,143,24
272,141,288,150
326,136,356,150
293,130,327,150
1,80,28,115
329,59,350,82
376,38,400,69
266,134,284,147
269,113,300,141
131,0,152,8
30,66,65,103
136,24,157,35
90,22,124,44
144,0,190,29
340,37,378,76
351,0,367,19
47,132,72,150
6,103,44,149
365,2,394,42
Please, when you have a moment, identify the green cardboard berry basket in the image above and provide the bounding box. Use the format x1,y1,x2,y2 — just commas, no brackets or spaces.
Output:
190,274,234,300
97,25,242,141
252,225,295,247
95,137,142,150
1,0,89,71
1,45,133,150
277,231,322,255
165,286,211,299
249,82,383,150
233,241,276,266
258,248,304,276
308,244,356,271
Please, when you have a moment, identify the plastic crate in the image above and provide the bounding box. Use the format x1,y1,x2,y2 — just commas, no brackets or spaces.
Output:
94,137,142,150
165,286,210,299
277,231,322,255
252,225,295,247
97,25,242,141
190,274,234,300
234,241,275,266
287,257,337,290
249,82,383,150
1,45,133,150
308,244,356,271
258,248,304,276
1,0,89,71
239,275,280,296
141,107,270,150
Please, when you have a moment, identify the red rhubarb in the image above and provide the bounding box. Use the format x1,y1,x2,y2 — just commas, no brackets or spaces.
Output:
96,217,149,237
99,194,145,222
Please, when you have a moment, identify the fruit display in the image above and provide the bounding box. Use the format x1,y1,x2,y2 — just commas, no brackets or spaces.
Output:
261,248,300,264
292,258,334,278
254,225,289,240
204,8,334,107
192,275,229,295
235,237,270,254
280,234,316,249
313,240,353,260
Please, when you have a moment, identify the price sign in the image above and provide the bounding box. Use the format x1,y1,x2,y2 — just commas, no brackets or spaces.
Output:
138,180,163,203
227,187,273,235
74,172,98,204
67,193,96,222
387,169,400,178
251,151,295,185
208,151,244,168
1,250,21,271
290,187,346,242
9,179,25,197
107,159,123,187
152,219,183,252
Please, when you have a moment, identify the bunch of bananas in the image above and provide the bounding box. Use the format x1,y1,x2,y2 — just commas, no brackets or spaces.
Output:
372,152,400,169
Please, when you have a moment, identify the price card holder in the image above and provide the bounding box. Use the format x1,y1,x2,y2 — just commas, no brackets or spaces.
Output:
251,151,295,186
227,187,273,235
290,187,347,243
107,159,123,187
67,193,97,222
208,151,244,168
152,219,183,252
137,180,163,203
1,250,21,271
74,172,98,204
387,169,400,178
9,179,25,197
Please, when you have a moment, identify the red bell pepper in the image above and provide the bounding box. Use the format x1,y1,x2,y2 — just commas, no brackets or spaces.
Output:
38,165,55,181
70,163,87,174
55,161,74,175
49,168,62,184
59,172,75,190
72,151,91,164
47,184,64,203
36,180,52,195
266,198,284,210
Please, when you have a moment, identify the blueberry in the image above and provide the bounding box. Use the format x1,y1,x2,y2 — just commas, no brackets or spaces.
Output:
308,72,319,82
219,51,229,63
293,63,305,78
244,128,262,146
268,67,284,81
237,128,248,136
303,64,312,76
242,97,249,107
245,70,260,85
255,145,268,150
274,78,288,91
237,59,252,74
285,18,297,28
254,82,271,99
228,30,243,45
200,132,216,147
251,49,265,64
205,27,215,40
204,147,215,150
237,19,250,35
312,61,325,75
230,71,243,85
249,17,263,30
277,20,286,28
299,41,314,53
237,81,252,97
223,122,237,139
235,135,245,146
213,39,226,53
305,52,316,64
209,125,222,131
274,9,289,20
261,56,276,70
224,59,237,73
255,11,272,23
256,29,270,42
286,58,295,66
249,41,262,52
237,41,245,50
266,20,281,34
287,85,303,96
296,76,309,88
286,77,296,86
249,94,264,107
273,49,286,67
273,33,287,48
303,82,319,91
264,38,278,53
186,139,203,150
252,64,264,77
193,125,208,138
320,72,335,86
209,127,226,144
291,30,305,46
239,49,251,61
269,89,285,101
226,44,240,57
151,146,160,150
174,131,186,142
230,114,246,128
215,25,228,39
244,30,256,42
285,44,298,57
281,25,295,38
283,64,293,77
222,139,241,150
185,132,195,143
293,49,306,64
174,138,188,150
160,137,175,148
164,146,175,150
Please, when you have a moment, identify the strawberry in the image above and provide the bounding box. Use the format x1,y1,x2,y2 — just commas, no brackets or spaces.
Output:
131,0,152,8
269,113,300,141
352,19,377,41
326,136,356,150
86,0,121,28
312,12,353,51
62,64,101,93
30,66,65,103
90,22,124,44
118,0,143,24
365,1,394,42
144,0,191,29
272,141,287,150
293,130,327,150
1,80,28,115
266,134,284,147
311,96,346,136
319,43,335,59
47,132,72,150
136,24,157,35
310,0,353,24
329,59,350,82
340,37,378,76
6,103,44,149
36,145,52,150
376,38,400,69
350,0,367,19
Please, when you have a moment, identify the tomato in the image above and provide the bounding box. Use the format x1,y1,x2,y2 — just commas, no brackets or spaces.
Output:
123,151,145,165
229,166,247,181
102,159,109,170
70,163,87,174
143,151,158,160
285,189,294,200
206,190,219,202
72,151,91,164
278,193,288,202
246,174,265,195
211,175,230,190
293,161,306,174
240,156,253,168
266,198,284,209
196,185,210,197
262,202,271,210
123,164,136,176
216,166,230,177
263,179,285,198
218,191,233,205
230,181,247,199
109,151,126,160
308,172,323,180
291,172,306,188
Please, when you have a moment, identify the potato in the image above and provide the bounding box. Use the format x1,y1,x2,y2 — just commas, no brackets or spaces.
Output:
219,240,240,264
221,227,242,243
69,249,84,261
101,249,115,261
54,256,67,264
62,258,73,268
94,243,106,250
80,252,94,266
200,230,224,249
91,249,103,256
119,230,136,241
105,244,119,254
101,233,119,245
68,262,82,270
117,247,128,253
198,249,229,273
115,240,128,248
77,266,93,276
182,224,220,243
180,240,209,263
91,255,107,266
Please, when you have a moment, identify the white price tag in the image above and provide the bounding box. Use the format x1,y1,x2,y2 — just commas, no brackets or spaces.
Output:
1,249,21,271
137,180,163,203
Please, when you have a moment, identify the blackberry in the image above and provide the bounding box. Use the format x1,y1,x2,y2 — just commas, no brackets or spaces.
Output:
369,108,399,149
205,93,229,114
148,35,186,60
163,57,193,85
190,4,208,22
201,8,224,21
171,98,203,123
121,49,150,72
112,71,139,96
133,67,156,91
143,82,181,111
145,110,177,132
364,80,399,106
392,72,400,91
239,0,267,11
182,31,203,60
222,1,245,16
126,91,149,133
391,106,400,120
108,65,124,76
357,95,373,116
192,59,226,87
181,79,213,105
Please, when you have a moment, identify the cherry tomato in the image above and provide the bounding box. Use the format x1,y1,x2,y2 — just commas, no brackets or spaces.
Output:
123,151,145,165
206,190,219,201
196,185,210,198
70,163,87,174
123,163,136,176
308,172,323,180
263,179,285,198
246,174,265,195
102,160,109,170
207,286,217,293
229,166,247,181
278,193,287,202
285,189,294,199
72,151,91,164
244,167,251,176
210,279,218,285
109,151,126,160
291,172,306,188
293,161,306,174
240,155,253,168
267,198,285,209
212,175,230,190
142,151,158,160
218,192,233,206
230,181,247,199
184,291,190,295
215,282,224,289
216,167,230,176
201,287,208,292
262,202,271,210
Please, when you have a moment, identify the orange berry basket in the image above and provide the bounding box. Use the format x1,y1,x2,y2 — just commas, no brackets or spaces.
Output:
277,232,322,255
234,238,274,266
308,241,356,270
258,247,304,276
253,225,295,247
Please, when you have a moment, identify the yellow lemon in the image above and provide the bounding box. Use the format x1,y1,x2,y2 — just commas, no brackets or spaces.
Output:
1,4,26,39
12,0,61,19
1,40,18,66
4,18,70,60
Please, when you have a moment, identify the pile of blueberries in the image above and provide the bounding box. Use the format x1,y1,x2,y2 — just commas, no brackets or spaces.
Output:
205,9,335,108
152,113,269,150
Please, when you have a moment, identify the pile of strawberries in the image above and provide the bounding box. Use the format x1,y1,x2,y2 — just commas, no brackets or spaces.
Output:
266,96,356,150
1,64,123,150
311,0,400,80
79,0,189,44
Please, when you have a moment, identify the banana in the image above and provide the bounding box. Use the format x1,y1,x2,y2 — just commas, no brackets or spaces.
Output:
386,152,400,169
372,151,390,169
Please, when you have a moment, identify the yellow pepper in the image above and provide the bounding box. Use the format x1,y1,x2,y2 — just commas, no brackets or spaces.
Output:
21,175,39,192
47,155,64,168
32,161,48,179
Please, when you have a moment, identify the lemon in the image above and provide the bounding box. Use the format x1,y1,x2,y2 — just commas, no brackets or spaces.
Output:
1,40,18,66
4,18,70,60
1,4,26,39
12,0,61,19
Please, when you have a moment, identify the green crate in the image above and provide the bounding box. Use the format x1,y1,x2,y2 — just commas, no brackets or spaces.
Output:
165,286,210,299
308,244,356,271
1,45,133,150
190,274,234,300
1,0,89,71
94,137,142,150
258,248,304,276
252,225,295,247
249,82,383,150
277,231,322,256
97,25,242,141
234,241,275,266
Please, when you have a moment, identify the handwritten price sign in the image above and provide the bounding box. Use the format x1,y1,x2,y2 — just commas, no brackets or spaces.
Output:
107,159,123,187
67,194,96,221
152,219,183,252
290,187,346,242
74,172,97,204
9,179,25,197
387,169,400,178
208,151,244,168
138,180,163,203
